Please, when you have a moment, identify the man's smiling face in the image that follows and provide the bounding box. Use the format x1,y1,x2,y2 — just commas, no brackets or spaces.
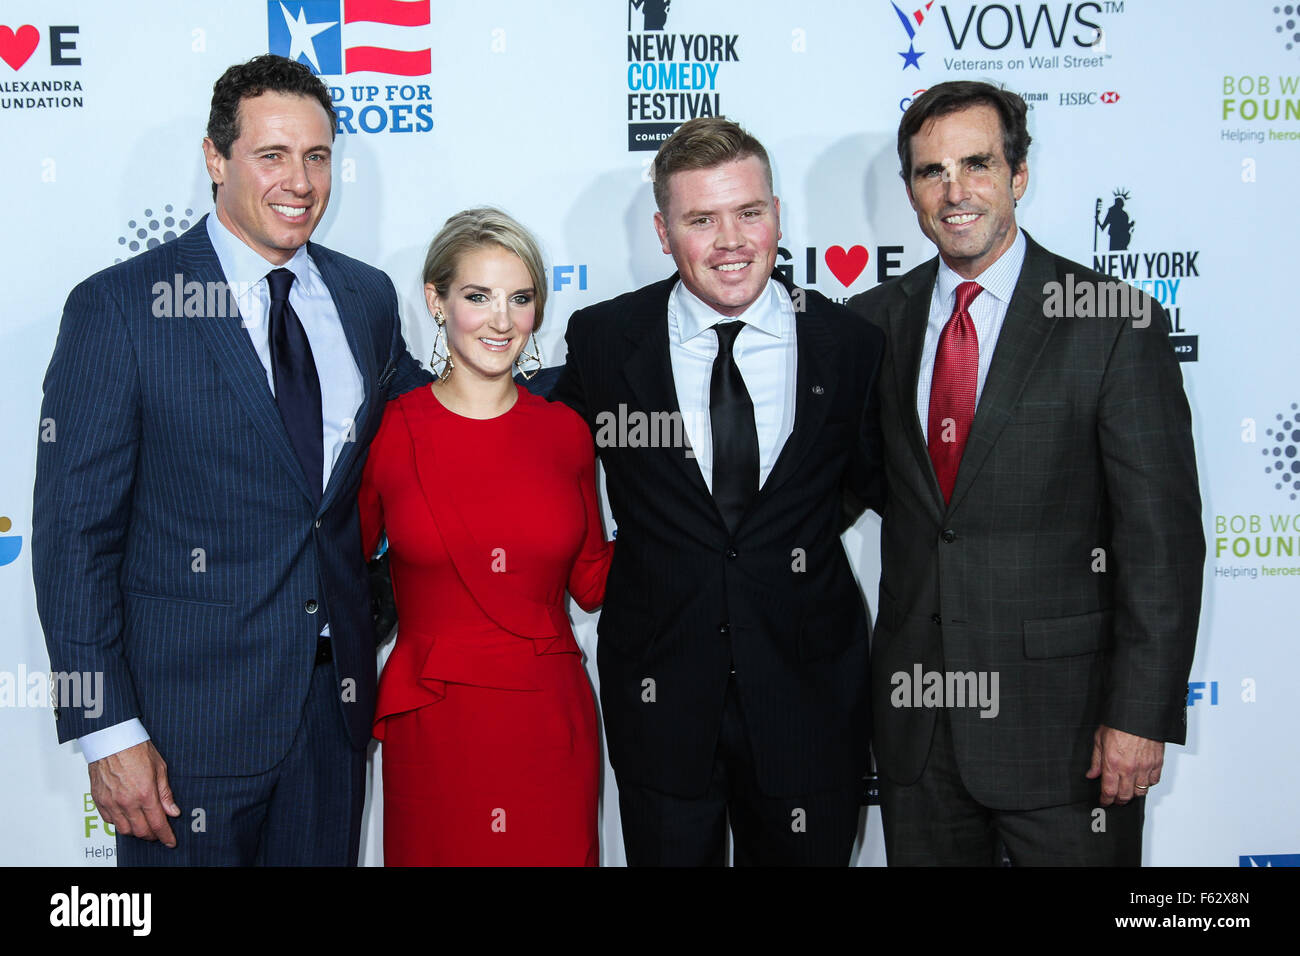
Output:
906,103,1027,280
653,155,781,317
203,90,333,265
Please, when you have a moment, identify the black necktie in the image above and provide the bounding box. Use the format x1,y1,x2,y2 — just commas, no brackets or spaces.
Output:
710,321,759,533
266,268,323,504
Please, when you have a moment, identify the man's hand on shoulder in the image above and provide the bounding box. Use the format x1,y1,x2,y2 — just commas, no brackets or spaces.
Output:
1086,724,1165,807
88,740,180,847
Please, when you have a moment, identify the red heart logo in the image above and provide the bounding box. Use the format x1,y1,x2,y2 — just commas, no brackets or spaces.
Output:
824,245,869,287
0,25,39,71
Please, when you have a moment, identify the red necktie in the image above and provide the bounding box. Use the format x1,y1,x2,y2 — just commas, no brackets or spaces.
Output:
927,281,983,504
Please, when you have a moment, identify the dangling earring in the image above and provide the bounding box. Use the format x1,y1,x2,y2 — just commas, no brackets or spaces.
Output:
514,332,543,380
430,310,454,381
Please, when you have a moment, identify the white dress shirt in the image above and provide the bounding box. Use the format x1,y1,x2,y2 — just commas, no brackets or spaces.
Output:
667,278,798,492
916,227,1027,442
78,214,363,763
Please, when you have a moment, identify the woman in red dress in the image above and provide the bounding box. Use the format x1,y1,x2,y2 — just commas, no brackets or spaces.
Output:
358,208,612,865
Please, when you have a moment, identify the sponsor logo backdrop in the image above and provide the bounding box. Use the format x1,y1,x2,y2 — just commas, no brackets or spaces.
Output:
0,0,1294,866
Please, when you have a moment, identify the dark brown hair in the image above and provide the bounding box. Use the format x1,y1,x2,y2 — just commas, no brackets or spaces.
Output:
897,81,1031,183
205,55,336,201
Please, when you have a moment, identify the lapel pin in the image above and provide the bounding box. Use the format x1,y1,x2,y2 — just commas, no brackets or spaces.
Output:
811,385,825,395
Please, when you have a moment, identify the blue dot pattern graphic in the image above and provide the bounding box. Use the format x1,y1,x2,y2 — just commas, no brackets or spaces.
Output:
1262,402,1300,500
115,205,195,262
1278,5,1300,51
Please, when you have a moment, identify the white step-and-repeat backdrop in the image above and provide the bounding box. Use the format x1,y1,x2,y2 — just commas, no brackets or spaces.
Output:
1,0,1296,866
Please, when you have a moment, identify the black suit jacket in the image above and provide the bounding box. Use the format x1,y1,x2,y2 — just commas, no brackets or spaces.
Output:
847,232,1204,810
552,272,885,797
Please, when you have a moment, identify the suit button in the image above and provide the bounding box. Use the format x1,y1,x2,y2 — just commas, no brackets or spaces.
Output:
719,623,730,635
941,529,957,543
315,519,322,529
931,613,942,625
726,548,738,559
305,599,319,614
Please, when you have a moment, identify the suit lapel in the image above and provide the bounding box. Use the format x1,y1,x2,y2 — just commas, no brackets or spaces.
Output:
946,234,1059,513
180,219,316,506
313,243,377,514
892,262,947,513
753,287,835,501
620,276,714,505
618,274,846,527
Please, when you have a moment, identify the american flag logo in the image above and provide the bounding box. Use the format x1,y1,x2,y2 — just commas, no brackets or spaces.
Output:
267,0,431,77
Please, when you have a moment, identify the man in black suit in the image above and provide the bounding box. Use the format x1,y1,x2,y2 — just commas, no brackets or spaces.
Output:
847,81,1203,865
553,117,884,865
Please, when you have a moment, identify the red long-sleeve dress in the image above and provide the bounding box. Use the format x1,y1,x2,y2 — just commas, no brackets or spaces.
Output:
358,383,612,866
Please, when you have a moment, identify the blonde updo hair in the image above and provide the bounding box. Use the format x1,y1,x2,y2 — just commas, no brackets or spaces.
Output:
421,207,548,331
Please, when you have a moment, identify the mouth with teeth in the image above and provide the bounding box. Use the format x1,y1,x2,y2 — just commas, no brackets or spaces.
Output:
478,337,512,351
270,203,310,220
942,212,981,227
713,261,750,273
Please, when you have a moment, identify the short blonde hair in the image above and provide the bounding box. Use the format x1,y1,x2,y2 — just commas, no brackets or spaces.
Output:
421,207,548,330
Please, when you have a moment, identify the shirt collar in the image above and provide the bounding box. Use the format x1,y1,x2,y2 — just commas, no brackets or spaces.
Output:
205,211,319,296
670,276,789,345
935,226,1026,310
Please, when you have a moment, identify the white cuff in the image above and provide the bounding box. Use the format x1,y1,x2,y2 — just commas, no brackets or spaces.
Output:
79,719,150,763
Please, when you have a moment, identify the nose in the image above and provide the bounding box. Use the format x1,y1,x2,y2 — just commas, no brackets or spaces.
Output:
942,165,969,205
715,215,744,250
283,159,313,196
487,292,514,330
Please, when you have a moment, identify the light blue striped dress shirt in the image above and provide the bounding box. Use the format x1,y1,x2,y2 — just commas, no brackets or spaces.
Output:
916,228,1027,443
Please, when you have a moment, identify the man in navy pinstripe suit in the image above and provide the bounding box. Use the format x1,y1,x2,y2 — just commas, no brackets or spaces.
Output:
32,55,430,865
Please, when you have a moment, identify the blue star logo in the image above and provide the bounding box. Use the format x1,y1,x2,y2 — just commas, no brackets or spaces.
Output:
267,1,342,75
892,2,931,71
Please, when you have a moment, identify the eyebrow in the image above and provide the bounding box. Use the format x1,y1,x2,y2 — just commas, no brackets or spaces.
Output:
912,153,995,178
458,283,535,294
679,198,768,221
254,143,332,155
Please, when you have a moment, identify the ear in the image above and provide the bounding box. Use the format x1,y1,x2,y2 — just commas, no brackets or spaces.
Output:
653,210,672,256
202,137,225,195
1011,160,1028,203
773,195,782,241
424,282,443,319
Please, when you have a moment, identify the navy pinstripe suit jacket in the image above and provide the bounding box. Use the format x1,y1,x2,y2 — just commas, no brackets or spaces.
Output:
33,216,430,776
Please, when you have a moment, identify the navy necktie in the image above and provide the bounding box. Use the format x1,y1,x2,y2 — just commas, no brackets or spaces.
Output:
710,321,759,533
267,268,323,504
